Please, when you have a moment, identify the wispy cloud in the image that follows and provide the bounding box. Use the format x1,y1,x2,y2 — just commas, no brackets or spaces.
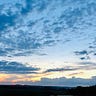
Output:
78,61,96,65
44,67,78,73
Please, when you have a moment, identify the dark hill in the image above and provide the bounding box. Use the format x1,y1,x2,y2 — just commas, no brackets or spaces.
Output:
0,85,96,96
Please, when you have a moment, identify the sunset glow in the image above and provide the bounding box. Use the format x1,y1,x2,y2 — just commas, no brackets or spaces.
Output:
0,0,96,86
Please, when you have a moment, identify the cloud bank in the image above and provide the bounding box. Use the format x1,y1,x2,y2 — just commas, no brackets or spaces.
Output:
0,61,40,74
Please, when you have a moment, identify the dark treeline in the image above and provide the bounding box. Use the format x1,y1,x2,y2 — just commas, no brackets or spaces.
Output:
0,85,96,96
66,85,96,96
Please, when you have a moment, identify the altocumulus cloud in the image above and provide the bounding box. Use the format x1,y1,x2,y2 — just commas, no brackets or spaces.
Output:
0,61,40,74
1,0,96,57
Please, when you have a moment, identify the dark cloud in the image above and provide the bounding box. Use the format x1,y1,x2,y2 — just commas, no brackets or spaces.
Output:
59,8,82,28
0,12,17,32
43,40,55,46
16,34,42,49
21,0,49,15
21,1,32,15
44,67,78,73
36,76,96,87
0,61,40,74
88,39,96,57
36,0,49,12
59,1,96,28
80,56,90,60
12,76,96,87
68,72,84,76
74,50,90,60
27,21,37,27
75,50,88,55
44,64,96,73
53,27,62,33
0,48,15,56
80,57,86,60
0,49,8,56
76,61,96,70
74,37,96,60
78,61,96,65
94,53,96,55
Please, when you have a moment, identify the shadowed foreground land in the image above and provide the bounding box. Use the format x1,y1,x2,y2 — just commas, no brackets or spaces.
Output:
0,85,96,96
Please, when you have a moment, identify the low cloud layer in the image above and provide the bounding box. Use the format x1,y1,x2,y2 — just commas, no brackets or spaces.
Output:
5,76,96,87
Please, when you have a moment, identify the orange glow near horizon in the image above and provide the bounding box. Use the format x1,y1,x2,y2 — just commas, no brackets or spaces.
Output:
0,69,96,84
0,74,11,82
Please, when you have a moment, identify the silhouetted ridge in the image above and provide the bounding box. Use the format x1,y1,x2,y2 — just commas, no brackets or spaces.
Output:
0,85,96,96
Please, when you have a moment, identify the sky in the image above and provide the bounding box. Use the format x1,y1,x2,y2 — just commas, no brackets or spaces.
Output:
0,0,96,87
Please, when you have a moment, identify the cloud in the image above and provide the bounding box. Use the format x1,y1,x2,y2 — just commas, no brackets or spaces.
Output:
78,61,96,65
44,67,78,73
0,49,8,56
68,72,84,76
21,0,34,15
0,0,96,59
53,27,63,33
75,50,88,55
44,63,96,73
36,76,96,87
77,61,96,70
20,0,49,15
0,1,57,56
0,61,40,74
10,76,96,87
36,0,50,12
0,12,17,32
74,38,96,60
74,50,90,60
43,40,55,46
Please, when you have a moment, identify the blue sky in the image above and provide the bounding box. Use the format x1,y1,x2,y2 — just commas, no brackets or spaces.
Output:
0,0,96,86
